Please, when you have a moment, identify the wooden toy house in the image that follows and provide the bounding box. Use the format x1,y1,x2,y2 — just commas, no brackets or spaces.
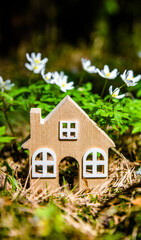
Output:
22,95,115,192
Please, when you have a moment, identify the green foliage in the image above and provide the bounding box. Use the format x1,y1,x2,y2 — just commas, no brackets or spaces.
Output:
0,80,141,148
72,83,141,135
0,126,15,150
34,203,66,238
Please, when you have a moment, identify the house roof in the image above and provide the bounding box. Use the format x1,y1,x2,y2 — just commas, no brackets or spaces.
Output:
22,95,115,148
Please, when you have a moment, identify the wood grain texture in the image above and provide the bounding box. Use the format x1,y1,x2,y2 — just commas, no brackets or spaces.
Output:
22,95,115,193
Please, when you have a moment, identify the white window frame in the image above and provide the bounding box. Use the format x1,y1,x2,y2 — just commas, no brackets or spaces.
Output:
32,148,56,178
59,121,78,140
83,148,108,178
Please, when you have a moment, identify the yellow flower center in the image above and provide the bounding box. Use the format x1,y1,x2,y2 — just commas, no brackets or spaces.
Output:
61,83,67,88
106,72,111,77
34,65,38,70
112,93,117,97
46,76,49,80
35,59,41,64
127,77,134,81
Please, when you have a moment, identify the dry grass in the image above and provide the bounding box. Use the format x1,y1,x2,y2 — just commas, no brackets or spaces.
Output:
8,148,139,239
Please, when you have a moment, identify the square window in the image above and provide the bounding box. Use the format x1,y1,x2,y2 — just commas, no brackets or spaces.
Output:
70,123,75,128
62,132,68,137
97,165,104,173
63,123,67,128
35,165,43,174
86,165,93,174
70,132,76,137
47,165,54,174
60,121,78,140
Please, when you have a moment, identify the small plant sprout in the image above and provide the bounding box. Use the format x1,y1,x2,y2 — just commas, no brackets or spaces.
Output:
0,76,14,92
109,85,125,99
120,70,141,87
97,65,119,79
41,69,52,83
81,58,97,73
25,52,48,73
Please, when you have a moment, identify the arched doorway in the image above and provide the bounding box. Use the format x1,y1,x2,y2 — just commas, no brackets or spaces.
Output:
59,157,79,192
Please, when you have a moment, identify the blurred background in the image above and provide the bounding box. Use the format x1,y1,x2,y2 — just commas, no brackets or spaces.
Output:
0,0,141,92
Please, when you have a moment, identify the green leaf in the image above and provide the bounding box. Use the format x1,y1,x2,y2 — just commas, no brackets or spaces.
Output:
0,136,16,143
0,126,6,135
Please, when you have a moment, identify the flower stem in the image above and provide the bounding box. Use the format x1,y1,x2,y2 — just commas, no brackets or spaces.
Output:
101,79,108,98
28,72,34,86
3,109,15,136
79,72,85,86
119,83,126,89
1,96,15,136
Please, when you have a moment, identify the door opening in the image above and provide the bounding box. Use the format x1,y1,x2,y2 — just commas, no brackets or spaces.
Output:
59,157,79,192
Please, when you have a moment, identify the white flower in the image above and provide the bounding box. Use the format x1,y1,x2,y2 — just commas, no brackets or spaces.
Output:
97,65,119,79
25,52,48,74
81,58,97,73
120,70,141,87
58,79,74,92
42,69,74,92
55,72,74,92
41,69,52,83
109,85,125,99
0,76,14,92
51,71,64,84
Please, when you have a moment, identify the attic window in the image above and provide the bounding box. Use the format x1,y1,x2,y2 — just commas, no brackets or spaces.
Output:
32,148,56,178
83,148,107,178
59,121,78,140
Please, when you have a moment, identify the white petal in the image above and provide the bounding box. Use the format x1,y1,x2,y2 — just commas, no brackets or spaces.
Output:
109,85,113,95
110,69,119,78
67,81,74,87
37,53,41,60
0,76,3,85
85,60,91,68
127,70,134,79
87,66,97,73
25,63,33,71
34,65,44,73
60,71,65,78
131,82,138,86
82,58,91,70
60,86,66,92
41,68,45,77
114,88,120,95
40,58,48,65
115,94,125,99
31,52,36,59
5,80,11,85
120,70,127,80
5,83,15,90
103,65,110,74
63,75,68,83
97,69,106,78
67,85,74,90
26,53,33,63
133,75,141,82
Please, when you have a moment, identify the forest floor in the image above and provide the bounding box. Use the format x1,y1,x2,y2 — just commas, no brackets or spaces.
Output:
0,143,141,240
